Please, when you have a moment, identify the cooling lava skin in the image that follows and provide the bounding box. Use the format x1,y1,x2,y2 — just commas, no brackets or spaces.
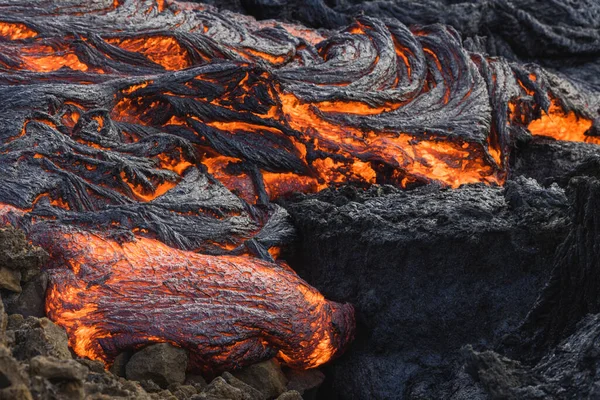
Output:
0,0,597,377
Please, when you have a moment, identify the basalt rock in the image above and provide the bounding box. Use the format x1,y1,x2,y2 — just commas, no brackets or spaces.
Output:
125,343,189,389
8,315,71,362
511,177,600,361
232,359,287,399
466,313,600,399
283,178,570,398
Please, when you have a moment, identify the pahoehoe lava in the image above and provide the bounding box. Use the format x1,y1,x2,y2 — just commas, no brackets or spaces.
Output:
0,0,598,394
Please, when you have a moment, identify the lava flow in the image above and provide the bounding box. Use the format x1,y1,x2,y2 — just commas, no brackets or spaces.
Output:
0,0,597,373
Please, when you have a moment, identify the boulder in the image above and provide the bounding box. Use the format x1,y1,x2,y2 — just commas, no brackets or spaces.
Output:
199,376,244,400
232,360,287,399
0,268,21,293
168,384,198,400
3,273,47,317
126,343,188,389
8,316,71,361
0,344,31,400
0,226,47,295
29,356,88,381
284,368,324,395
275,391,303,400
222,372,264,400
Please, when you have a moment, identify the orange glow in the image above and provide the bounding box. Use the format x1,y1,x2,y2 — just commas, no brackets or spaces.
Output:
119,172,178,202
528,101,597,144
41,229,354,370
22,53,89,72
106,36,190,70
0,22,37,40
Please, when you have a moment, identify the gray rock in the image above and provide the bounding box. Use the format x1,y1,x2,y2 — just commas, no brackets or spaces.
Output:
110,351,133,378
3,272,47,317
0,344,31,400
0,227,47,275
8,316,71,361
222,372,264,400
184,374,207,389
467,313,600,399
168,384,197,400
200,377,244,400
275,391,302,400
126,343,188,389
284,368,324,395
30,356,88,381
0,268,21,293
233,360,287,399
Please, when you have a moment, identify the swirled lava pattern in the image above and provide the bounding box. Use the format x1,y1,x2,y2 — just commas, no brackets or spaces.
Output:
0,0,596,372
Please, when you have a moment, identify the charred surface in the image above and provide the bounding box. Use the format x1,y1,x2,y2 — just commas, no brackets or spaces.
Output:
284,179,569,398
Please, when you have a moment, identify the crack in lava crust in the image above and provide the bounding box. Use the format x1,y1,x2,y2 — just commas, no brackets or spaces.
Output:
35,225,354,371
0,0,597,373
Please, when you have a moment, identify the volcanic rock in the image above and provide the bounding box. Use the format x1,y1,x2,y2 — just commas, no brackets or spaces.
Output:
8,316,71,362
232,359,287,399
110,351,133,378
284,179,570,398
0,227,47,295
0,344,31,400
275,391,303,400
466,313,600,399
168,384,198,400
197,376,245,400
513,177,600,359
30,355,88,381
283,368,325,396
3,272,48,318
125,343,189,389
222,372,264,400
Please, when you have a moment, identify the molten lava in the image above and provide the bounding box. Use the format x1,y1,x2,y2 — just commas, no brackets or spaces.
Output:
0,0,597,374
35,226,354,371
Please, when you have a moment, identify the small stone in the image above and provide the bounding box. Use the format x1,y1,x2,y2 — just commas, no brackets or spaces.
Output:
233,360,287,399
29,356,88,381
184,374,207,389
76,358,106,374
202,377,244,400
222,372,264,400
0,344,30,399
0,383,33,400
169,384,197,400
110,351,132,377
9,316,71,361
140,380,163,393
284,368,325,394
3,272,47,317
126,343,188,389
0,267,21,293
276,391,303,400
149,389,178,400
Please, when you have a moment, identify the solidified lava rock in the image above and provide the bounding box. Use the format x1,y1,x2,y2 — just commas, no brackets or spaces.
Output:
513,177,600,361
466,313,600,399
284,178,570,398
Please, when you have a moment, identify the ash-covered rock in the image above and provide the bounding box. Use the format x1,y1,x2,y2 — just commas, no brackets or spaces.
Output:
511,138,600,187
466,312,600,399
283,179,570,398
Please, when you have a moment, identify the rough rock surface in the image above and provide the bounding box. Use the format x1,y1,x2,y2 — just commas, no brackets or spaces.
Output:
284,178,570,398
466,313,600,399
0,227,47,295
232,360,288,399
8,315,71,361
126,343,189,389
